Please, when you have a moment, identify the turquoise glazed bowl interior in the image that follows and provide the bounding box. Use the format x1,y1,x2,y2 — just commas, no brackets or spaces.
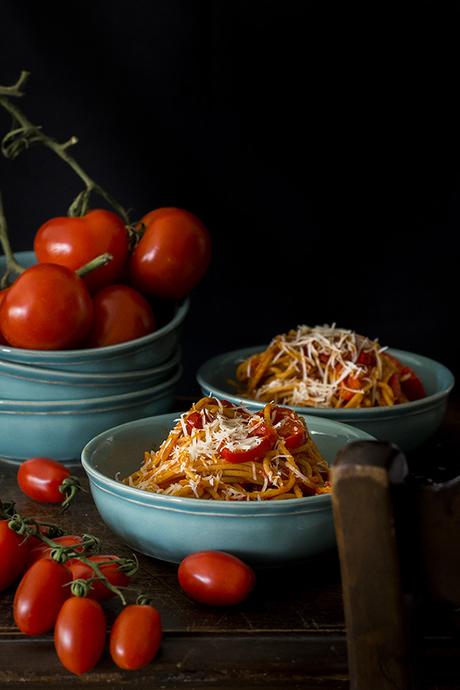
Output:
0,252,189,373
0,368,181,463
82,412,374,565
196,346,455,453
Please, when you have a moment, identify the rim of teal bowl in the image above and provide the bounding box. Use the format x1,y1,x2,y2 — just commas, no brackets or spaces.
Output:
196,346,455,418
0,252,189,359
0,346,181,382
81,411,375,513
0,365,182,411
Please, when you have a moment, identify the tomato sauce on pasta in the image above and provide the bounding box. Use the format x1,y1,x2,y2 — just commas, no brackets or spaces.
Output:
236,325,426,409
125,397,330,500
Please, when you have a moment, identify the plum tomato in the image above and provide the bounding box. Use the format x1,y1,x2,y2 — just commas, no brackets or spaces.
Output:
178,551,256,606
14,558,71,635
84,284,156,347
129,207,211,300
0,263,93,350
26,535,86,568
54,596,106,675
110,603,162,670
67,554,130,601
17,457,79,506
0,520,32,592
34,209,129,292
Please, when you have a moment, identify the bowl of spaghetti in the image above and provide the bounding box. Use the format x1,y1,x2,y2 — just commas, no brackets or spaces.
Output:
81,397,374,564
196,325,455,452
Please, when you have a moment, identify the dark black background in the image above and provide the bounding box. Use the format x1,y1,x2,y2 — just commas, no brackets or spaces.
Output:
1,0,458,394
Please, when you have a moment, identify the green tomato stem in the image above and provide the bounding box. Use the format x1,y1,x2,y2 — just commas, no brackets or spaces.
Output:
75,252,113,278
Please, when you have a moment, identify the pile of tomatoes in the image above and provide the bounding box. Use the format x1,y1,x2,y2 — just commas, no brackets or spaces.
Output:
0,207,211,350
0,456,256,676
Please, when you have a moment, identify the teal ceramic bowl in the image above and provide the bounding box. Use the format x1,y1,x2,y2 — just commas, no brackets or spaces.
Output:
81,413,374,565
0,348,180,401
0,252,189,373
197,346,455,452
0,368,181,463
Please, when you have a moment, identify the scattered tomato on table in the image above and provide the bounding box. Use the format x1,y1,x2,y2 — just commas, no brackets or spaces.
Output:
178,550,256,606
109,602,162,670
17,457,81,508
54,596,107,675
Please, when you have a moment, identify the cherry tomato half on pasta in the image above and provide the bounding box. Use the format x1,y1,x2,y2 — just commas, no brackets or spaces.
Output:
178,551,256,606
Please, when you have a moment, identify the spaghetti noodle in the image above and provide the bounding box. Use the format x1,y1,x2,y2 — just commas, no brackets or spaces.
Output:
236,325,426,409
125,397,331,500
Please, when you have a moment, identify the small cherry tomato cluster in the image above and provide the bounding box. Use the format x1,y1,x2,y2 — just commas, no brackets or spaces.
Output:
0,504,162,675
0,493,255,677
0,207,211,350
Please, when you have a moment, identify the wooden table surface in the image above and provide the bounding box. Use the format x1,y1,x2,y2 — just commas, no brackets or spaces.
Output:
1,399,460,689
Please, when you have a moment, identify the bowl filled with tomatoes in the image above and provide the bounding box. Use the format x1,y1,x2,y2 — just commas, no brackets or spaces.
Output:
196,326,455,452
81,406,375,565
0,206,211,462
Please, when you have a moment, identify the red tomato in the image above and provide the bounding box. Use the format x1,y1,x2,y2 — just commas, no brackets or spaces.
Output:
0,288,9,344
17,457,74,504
110,604,162,670
220,433,275,463
400,368,426,401
14,558,71,635
0,264,93,350
54,596,106,675
129,207,211,300
84,284,156,347
0,520,32,592
178,551,256,606
26,535,86,568
67,554,130,601
34,209,129,292
271,407,307,449
339,374,362,401
185,411,203,434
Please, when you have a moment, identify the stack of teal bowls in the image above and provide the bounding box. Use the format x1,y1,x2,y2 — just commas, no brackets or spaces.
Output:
0,252,187,463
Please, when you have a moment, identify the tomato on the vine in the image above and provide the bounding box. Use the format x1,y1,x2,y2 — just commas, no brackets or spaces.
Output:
85,284,156,347
67,554,130,601
34,209,129,292
178,551,256,606
0,263,93,349
54,596,106,675
129,207,211,300
14,558,71,635
17,457,79,506
110,603,162,670
0,520,32,592
26,535,86,568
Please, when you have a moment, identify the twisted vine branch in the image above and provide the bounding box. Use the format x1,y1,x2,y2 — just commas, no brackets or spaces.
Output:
0,71,129,222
